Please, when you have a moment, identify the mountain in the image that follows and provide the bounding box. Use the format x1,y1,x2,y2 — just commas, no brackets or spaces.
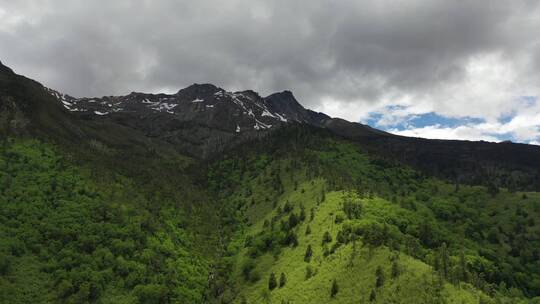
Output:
44,83,329,158
1,60,540,304
2,60,539,190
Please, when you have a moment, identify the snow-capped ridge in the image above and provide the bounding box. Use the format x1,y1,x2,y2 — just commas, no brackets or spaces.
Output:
45,84,325,134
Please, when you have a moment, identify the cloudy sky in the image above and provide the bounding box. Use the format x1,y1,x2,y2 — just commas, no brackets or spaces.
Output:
1,0,539,144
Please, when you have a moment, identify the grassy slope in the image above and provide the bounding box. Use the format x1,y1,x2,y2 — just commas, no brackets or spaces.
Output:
229,180,483,303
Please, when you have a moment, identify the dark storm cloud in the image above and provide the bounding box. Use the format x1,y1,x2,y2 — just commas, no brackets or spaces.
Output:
0,0,539,124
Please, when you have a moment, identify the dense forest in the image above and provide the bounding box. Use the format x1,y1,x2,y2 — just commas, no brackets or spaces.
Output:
1,126,539,303
0,139,213,303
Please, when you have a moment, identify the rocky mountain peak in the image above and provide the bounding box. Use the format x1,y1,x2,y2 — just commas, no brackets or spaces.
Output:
40,83,331,156
177,83,221,96
46,83,325,132
0,60,14,75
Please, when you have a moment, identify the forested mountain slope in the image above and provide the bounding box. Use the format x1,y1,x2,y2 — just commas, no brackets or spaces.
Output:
1,60,539,191
207,127,540,303
0,139,217,303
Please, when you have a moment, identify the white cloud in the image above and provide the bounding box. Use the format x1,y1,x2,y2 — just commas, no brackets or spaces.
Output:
314,96,379,122
387,115,540,144
389,125,501,142
319,52,540,144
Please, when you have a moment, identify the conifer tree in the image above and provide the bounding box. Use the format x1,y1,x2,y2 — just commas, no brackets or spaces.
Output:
330,279,339,297
440,242,449,279
322,231,332,245
279,272,287,287
459,247,468,282
268,272,277,290
304,244,313,262
305,266,314,280
299,204,306,221
369,289,376,302
391,259,400,279
375,266,385,288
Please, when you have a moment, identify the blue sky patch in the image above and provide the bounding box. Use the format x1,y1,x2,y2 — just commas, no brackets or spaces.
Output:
362,100,539,144
365,110,484,131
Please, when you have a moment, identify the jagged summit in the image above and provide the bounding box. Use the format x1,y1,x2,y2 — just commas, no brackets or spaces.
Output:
42,81,332,157
45,83,327,133
264,90,330,125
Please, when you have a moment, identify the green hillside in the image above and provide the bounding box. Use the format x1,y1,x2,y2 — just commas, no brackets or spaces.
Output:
1,126,540,303
0,139,213,303
207,129,540,304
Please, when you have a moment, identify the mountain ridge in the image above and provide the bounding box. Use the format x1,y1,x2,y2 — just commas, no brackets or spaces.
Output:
1,60,540,190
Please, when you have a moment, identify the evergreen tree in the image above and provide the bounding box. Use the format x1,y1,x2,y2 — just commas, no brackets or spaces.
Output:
369,289,376,302
391,259,400,279
299,204,306,221
283,201,293,213
284,231,299,247
279,272,287,287
375,266,385,288
305,225,311,235
305,266,314,280
288,213,299,228
348,236,358,266
439,242,449,279
487,181,499,197
268,272,277,290
304,245,313,262
330,279,339,298
418,221,434,247
322,231,332,245
459,247,468,282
